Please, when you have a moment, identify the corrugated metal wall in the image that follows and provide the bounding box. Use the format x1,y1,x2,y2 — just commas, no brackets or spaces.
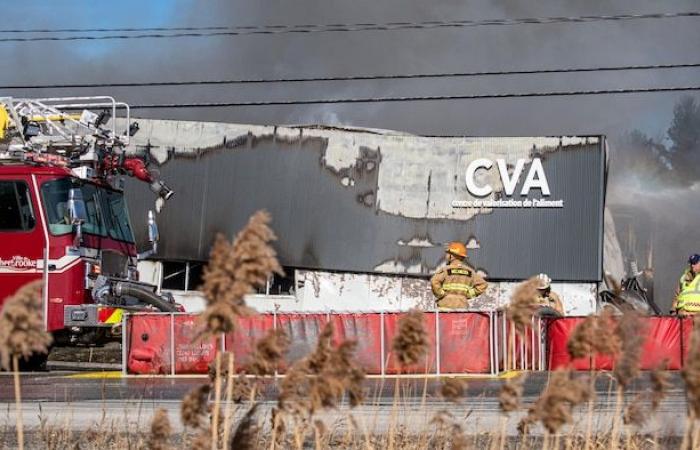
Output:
125,124,605,281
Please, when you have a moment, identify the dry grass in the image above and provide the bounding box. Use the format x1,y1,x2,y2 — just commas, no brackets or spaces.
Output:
518,369,593,435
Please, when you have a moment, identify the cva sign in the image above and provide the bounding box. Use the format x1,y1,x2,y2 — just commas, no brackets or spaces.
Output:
465,157,550,197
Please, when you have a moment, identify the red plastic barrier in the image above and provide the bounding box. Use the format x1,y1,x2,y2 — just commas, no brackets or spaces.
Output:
329,314,383,374
548,316,686,371
127,314,170,374
383,312,437,374
173,315,219,374
681,317,695,365
275,313,329,371
127,314,221,374
225,314,276,373
439,312,491,373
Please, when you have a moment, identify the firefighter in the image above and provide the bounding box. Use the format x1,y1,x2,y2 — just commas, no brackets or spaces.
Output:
430,241,488,309
534,273,564,315
673,254,700,315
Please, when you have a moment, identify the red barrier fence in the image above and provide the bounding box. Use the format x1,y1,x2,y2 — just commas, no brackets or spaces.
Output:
548,316,695,371
124,311,539,376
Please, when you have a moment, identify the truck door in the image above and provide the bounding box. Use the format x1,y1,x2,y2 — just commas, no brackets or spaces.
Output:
0,176,46,322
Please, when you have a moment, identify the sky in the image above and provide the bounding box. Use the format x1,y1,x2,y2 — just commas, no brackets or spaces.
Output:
1,0,698,307
0,0,698,138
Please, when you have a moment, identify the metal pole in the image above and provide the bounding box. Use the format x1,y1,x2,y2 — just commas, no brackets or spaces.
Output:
380,311,385,377
121,313,128,376
435,310,441,376
184,262,190,292
489,311,495,376
170,313,175,376
520,325,525,371
501,311,508,371
493,311,500,374
531,316,536,370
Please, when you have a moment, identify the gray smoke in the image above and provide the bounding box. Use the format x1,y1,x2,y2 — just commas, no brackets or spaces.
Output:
1,0,699,309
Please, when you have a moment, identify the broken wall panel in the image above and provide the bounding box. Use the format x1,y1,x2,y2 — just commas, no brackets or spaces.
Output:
124,120,605,281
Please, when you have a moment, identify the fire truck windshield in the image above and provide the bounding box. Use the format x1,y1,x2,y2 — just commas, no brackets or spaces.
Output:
40,178,135,243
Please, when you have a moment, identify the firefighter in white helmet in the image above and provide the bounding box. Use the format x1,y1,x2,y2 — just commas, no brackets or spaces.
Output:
431,241,488,309
534,273,564,315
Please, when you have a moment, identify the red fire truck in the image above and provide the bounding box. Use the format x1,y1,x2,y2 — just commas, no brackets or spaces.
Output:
0,96,178,359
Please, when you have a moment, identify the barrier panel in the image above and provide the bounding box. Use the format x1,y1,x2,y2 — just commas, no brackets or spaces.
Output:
124,310,546,376
548,316,688,371
329,313,383,375
275,313,329,371
382,312,437,374
439,312,491,374
225,314,275,373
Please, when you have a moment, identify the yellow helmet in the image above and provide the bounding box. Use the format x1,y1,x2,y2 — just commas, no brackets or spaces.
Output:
446,241,467,259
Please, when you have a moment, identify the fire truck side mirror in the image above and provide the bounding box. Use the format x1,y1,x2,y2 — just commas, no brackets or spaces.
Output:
68,188,87,225
147,210,159,245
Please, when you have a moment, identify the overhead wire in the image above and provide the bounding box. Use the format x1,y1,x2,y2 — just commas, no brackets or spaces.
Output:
2,62,699,90
0,11,697,43
126,85,700,109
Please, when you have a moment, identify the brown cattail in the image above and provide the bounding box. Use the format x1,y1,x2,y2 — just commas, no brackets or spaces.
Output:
199,211,283,337
440,378,465,403
147,409,171,450
650,363,670,410
682,317,700,416
613,310,645,389
279,322,366,416
623,394,647,427
0,280,52,369
249,329,290,376
567,309,621,360
229,404,260,450
521,369,592,434
507,277,540,334
181,384,210,429
499,373,526,413
392,309,428,367
190,429,212,450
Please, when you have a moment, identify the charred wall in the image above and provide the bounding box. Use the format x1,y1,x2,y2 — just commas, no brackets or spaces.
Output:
124,121,605,281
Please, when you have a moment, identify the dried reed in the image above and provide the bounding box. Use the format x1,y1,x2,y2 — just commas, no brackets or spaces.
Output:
683,317,700,417
519,369,592,434
147,408,172,450
507,277,540,334
181,385,211,429
440,378,465,403
0,280,52,450
499,374,526,413
392,309,428,367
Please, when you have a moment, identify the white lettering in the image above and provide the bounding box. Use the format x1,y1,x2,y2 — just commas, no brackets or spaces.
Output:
521,158,551,196
497,159,525,196
465,158,493,197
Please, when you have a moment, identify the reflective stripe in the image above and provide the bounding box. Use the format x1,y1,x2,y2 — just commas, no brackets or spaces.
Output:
442,283,476,296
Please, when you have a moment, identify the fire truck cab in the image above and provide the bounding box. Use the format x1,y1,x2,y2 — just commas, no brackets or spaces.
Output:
0,96,177,349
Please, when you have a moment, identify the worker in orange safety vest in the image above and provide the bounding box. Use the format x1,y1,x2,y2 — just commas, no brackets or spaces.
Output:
430,241,488,309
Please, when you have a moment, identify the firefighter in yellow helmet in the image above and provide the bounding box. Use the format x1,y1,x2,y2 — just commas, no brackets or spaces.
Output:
673,254,700,315
430,241,488,309
534,273,564,316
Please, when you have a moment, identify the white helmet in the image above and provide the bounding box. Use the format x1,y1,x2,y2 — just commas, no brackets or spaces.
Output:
535,273,551,290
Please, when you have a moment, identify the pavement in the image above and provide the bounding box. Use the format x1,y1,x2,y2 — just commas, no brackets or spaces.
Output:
0,371,692,439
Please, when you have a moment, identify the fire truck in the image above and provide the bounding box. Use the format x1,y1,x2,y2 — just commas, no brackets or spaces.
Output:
0,96,178,359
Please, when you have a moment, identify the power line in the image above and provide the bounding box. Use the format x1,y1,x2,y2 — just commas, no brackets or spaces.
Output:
0,11,697,43
127,85,700,109
3,62,699,90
